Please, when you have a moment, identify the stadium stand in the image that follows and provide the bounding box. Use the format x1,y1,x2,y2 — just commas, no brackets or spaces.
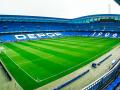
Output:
97,54,112,66
83,58,120,90
0,14,120,90
0,14,120,42
105,76,120,90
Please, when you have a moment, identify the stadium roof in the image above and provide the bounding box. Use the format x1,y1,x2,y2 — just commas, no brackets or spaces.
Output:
1,14,120,23
0,15,70,23
74,14,120,19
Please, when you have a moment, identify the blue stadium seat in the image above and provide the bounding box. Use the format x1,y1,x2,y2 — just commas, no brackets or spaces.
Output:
106,76,120,90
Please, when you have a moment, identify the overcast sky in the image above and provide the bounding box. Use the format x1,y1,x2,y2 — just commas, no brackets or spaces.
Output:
0,0,120,18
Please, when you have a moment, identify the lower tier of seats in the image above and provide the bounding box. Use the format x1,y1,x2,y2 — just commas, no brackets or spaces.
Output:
0,31,120,42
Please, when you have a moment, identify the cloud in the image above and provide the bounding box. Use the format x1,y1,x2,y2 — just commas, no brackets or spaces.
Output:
0,0,120,18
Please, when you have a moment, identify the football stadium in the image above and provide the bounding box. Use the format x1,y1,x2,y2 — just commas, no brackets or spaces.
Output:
0,0,120,90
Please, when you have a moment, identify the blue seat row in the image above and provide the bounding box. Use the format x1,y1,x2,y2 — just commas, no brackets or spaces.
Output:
0,31,120,42
106,76,120,90
0,22,120,33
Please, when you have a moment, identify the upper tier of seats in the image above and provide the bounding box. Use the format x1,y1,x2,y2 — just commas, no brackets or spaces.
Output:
1,31,120,42
1,14,120,33
106,76,120,90
0,22,120,33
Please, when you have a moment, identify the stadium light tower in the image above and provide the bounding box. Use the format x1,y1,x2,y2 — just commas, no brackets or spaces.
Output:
108,4,111,14
114,0,120,5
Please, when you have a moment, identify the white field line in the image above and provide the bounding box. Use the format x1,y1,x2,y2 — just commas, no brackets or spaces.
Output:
3,51,39,82
0,60,23,90
82,55,120,90
38,47,110,82
3,41,120,84
3,47,92,83
38,41,120,82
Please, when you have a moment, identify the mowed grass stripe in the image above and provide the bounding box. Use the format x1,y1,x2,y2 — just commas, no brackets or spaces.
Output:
1,37,120,90
18,41,87,63
4,43,69,79
27,41,88,57
4,43,84,86
32,39,103,52
30,39,111,58
3,40,99,89
40,36,106,43
4,43,68,69
48,37,119,45
35,37,115,50
4,45,56,81
29,40,96,57
40,37,116,47
12,41,103,86
11,42,77,67
5,41,88,80
29,38,120,62
0,48,38,90
3,45,56,80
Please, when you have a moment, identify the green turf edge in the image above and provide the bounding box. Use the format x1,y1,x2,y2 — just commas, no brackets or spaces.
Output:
0,37,120,90
0,52,38,90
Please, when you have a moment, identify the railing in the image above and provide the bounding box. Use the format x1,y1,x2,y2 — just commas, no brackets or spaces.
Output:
54,70,90,90
0,61,12,81
82,59,120,90
0,51,23,90
97,54,112,65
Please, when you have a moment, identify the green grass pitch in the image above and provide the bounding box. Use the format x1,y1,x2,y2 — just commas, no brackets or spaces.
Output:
0,36,120,90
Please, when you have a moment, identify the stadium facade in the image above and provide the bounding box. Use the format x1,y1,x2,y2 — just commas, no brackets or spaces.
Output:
0,14,120,42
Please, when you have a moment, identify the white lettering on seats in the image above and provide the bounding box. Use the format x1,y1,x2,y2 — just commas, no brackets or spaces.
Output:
92,32,96,36
105,32,110,37
46,33,55,37
97,32,103,36
36,33,46,38
27,34,37,39
112,33,118,38
15,35,27,40
54,32,62,36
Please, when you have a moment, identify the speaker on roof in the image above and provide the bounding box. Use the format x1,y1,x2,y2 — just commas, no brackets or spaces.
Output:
114,0,120,5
